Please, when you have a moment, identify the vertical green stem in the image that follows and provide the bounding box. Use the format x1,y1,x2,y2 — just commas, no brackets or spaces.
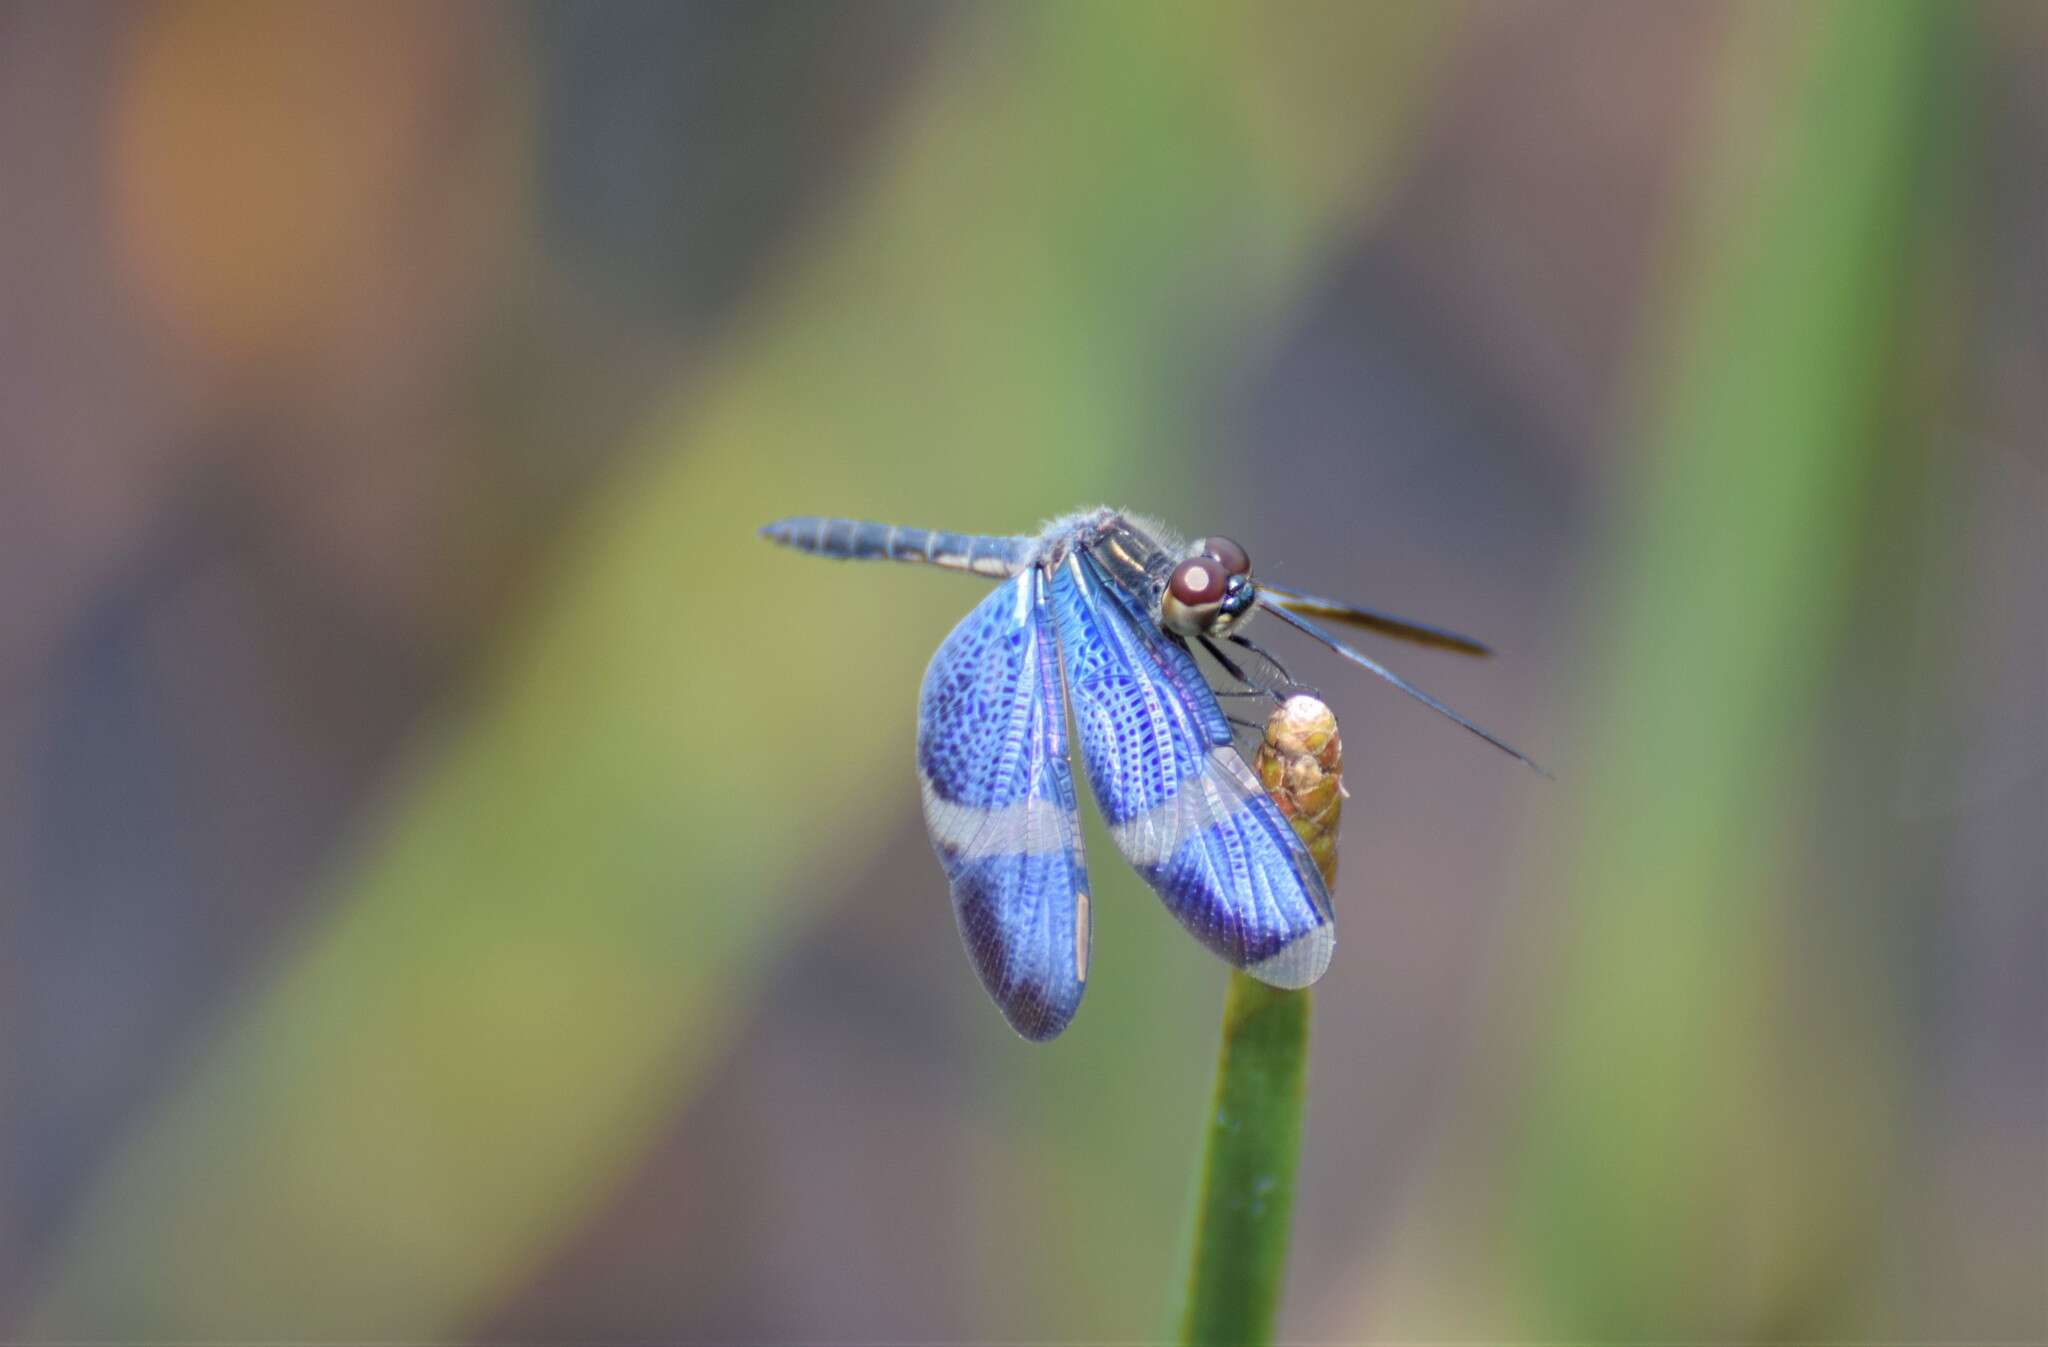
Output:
1180,975,1313,1345
1179,698,1340,1344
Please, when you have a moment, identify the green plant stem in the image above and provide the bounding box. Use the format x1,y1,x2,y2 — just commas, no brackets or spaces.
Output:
1180,974,1313,1345
1179,696,1340,1344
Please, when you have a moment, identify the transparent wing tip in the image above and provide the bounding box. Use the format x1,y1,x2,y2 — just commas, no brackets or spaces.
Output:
1242,924,1334,989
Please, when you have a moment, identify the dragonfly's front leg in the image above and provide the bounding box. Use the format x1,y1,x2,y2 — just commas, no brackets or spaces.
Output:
1216,630,1316,702
1200,635,1285,705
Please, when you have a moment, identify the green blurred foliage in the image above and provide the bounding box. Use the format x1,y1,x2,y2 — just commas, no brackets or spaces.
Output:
1510,0,1955,1336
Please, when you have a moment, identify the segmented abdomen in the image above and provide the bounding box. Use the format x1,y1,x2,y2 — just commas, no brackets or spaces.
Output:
759,516,1031,577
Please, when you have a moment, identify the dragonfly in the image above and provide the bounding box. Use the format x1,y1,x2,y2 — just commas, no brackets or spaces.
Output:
760,507,1539,1041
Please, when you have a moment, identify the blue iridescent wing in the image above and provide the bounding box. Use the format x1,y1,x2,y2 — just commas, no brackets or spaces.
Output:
917,570,1091,1040
1051,550,1334,987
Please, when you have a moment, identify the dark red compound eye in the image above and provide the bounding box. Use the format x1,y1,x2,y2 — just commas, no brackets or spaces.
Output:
1169,557,1228,607
1199,535,1251,576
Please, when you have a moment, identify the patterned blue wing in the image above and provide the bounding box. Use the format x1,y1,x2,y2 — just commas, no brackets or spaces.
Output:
1051,551,1334,987
917,570,1091,1040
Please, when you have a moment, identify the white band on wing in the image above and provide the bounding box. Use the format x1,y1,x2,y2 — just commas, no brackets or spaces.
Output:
920,777,1073,859
1105,748,1258,867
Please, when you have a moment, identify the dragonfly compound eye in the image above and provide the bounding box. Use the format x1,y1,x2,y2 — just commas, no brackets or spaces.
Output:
1162,557,1228,636
1198,535,1251,577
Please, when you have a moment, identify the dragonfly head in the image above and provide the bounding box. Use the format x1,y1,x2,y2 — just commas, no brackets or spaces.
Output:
1162,535,1257,639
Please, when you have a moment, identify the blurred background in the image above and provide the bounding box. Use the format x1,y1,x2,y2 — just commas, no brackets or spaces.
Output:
3,1,2042,1340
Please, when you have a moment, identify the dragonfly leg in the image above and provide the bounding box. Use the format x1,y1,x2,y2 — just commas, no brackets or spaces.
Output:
1225,631,1311,697
1201,635,1285,704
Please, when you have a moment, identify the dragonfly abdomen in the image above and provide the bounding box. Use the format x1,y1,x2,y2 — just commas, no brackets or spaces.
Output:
759,516,1030,577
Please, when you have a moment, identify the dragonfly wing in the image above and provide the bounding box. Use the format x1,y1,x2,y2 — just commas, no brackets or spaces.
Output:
1051,552,1334,988
918,569,1091,1040
1260,584,1492,656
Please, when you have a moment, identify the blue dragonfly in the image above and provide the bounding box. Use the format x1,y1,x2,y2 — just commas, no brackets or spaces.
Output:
760,508,1538,1040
